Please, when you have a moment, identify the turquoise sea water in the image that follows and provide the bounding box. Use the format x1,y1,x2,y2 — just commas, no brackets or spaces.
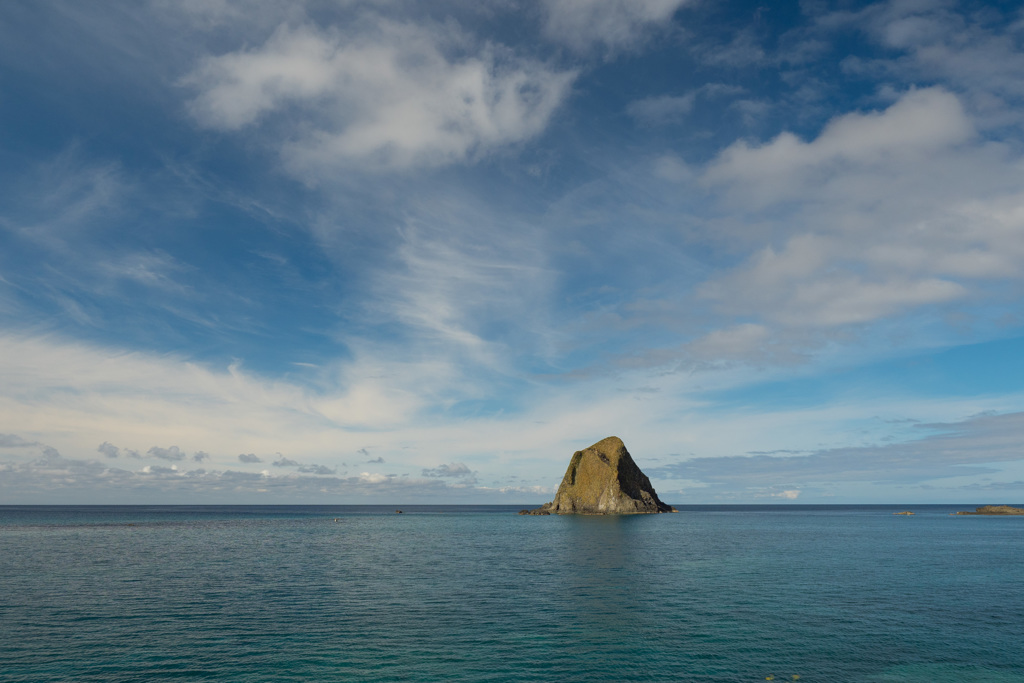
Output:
1,505,1021,682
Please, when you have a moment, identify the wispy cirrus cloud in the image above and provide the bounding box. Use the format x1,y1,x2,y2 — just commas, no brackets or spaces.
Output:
541,0,690,55
627,84,744,125
367,199,556,363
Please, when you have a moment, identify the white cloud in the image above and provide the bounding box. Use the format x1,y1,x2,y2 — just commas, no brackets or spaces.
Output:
694,87,1024,329
422,462,474,478
699,235,967,327
682,323,803,366
312,368,425,430
5,328,1024,502
141,464,179,474
269,454,335,474
0,331,684,500
0,440,523,504
184,21,576,171
148,445,186,461
297,463,335,475
687,323,769,359
541,0,689,54
651,154,694,182
856,1,1024,110
184,24,340,130
0,333,322,465
0,332,567,489
704,87,975,202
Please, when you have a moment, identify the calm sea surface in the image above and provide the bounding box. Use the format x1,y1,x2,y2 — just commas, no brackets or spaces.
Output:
1,505,1021,682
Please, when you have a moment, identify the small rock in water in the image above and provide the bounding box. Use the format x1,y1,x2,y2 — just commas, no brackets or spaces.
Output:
956,505,1024,515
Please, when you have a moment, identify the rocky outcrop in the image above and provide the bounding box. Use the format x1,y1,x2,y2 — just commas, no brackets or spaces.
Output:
956,505,1024,515
520,436,676,515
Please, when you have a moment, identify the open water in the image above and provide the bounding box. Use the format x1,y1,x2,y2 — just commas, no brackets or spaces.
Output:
1,504,1021,682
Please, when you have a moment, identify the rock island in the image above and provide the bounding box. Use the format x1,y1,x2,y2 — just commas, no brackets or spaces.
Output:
520,436,677,515
956,505,1024,515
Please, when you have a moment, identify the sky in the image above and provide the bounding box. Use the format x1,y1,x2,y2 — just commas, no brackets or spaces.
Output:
2,0,1024,505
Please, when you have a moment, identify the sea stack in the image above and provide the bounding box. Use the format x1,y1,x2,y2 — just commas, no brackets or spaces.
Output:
520,436,677,515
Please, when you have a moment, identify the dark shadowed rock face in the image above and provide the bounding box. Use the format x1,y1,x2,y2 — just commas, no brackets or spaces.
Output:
520,436,676,515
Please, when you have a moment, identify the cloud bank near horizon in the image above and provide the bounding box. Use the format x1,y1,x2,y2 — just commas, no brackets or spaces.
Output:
4,407,1023,504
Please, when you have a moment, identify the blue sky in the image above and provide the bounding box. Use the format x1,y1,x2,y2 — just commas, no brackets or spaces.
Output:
3,0,1024,504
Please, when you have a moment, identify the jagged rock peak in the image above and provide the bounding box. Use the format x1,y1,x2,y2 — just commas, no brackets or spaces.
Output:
520,436,677,515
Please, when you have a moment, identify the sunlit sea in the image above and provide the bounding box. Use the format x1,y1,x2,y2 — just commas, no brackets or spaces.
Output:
1,505,1021,682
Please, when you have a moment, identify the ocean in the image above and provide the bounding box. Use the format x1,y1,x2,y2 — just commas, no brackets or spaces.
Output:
1,505,1021,682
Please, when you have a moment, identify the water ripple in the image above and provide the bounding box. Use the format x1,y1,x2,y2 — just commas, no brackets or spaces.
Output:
1,506,1021,682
